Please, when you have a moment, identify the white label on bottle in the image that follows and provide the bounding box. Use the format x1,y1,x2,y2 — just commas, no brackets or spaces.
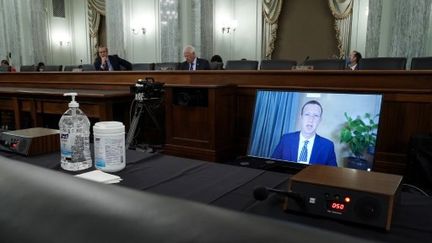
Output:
95,136,124,168
60,133,75,160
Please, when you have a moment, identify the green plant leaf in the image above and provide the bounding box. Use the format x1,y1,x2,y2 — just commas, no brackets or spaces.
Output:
339,112,379,158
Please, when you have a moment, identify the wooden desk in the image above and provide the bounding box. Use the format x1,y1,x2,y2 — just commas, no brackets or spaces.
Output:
0,87,132,129
0,71,431,174
164,84,236,161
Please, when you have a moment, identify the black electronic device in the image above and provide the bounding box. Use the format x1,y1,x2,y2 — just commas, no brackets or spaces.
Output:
247,90,383,172
126,77,165,149
283,165,402,231
0,128,60,156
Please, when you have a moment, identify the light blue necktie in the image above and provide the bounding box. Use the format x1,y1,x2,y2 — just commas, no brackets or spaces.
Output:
299,140,309,162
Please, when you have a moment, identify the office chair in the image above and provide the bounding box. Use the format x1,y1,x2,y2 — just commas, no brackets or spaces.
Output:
0,156,366,243
42,65,63,71
303,59,345,70
410,57,432,70
20,65,36,72
63,65,79,71
132,63,155,71
154,62,179,70
260,60,297,70
209,62,224,70
225,60,259,70
358,57,407,70
81,64,96,71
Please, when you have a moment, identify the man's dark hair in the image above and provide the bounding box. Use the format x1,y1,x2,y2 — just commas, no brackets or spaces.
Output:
353,51,362,61
301,100,323,116
1,60,9,65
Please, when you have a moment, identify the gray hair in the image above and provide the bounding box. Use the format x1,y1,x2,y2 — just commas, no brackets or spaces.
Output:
183,45,195,54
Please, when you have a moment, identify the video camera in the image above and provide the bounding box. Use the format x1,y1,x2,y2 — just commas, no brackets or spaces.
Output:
130,77,164,101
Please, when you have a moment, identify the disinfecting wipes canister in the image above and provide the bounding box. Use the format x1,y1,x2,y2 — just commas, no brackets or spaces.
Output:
93,121,126,172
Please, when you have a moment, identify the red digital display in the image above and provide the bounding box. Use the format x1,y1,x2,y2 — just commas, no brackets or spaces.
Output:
331,202,345,211
327,201,347,212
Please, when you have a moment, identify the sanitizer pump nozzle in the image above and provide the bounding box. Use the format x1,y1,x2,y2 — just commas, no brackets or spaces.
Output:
64,93,79,108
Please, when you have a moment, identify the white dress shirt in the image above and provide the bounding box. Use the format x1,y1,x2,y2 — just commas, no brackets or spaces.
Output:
189,57,197,70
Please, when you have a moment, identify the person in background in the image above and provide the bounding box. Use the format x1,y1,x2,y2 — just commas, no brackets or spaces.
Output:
94,46,132,71
210,55,223,63
36,62,45,72
179,45,210,70
348,50,362,70
210,55,224,70
271,100,337,166
0,60,16,72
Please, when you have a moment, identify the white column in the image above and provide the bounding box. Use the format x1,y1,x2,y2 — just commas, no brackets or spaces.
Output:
214,0,261,61
350,0,369,56
71,0,91,64
180,0,193,48
106,0,125,57
378,0,393,57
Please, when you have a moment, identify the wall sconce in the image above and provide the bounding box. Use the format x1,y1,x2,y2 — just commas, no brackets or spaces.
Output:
52,31,71,47
132,27,146,35
59,41,71,46
221,20,238,34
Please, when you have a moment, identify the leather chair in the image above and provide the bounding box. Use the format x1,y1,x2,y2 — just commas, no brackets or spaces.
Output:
42,65,63,71
209,62,224,70
0,157,367,243
81,64,96,71
155,62,179,70
63,65,79,71
132,63,155,71
20,65,36,72
225,60,259,70
410,57,432,70
303,59,346,70
358,57,407,70
260,60,297,70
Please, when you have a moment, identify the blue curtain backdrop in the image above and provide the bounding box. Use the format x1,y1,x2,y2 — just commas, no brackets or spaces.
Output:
248,91,300,158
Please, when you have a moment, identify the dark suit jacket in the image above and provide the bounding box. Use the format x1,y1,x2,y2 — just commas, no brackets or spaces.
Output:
94,55,132,71
179,58,210,70
271,131,337,166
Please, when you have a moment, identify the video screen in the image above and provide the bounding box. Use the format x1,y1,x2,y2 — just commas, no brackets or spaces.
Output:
247,90,383,171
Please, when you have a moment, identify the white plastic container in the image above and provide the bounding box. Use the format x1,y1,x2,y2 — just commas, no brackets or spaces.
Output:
93,121,126,172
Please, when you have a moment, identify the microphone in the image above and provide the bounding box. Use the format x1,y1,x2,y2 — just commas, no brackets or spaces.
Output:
301,56,310,65
253,186,305,207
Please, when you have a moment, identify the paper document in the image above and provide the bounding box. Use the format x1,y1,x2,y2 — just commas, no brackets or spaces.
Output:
75,170,122,184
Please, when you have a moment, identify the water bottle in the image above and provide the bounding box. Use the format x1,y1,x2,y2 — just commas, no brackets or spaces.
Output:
59,93,92,171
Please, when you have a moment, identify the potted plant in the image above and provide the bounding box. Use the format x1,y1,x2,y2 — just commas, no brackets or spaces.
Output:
339,112,379,170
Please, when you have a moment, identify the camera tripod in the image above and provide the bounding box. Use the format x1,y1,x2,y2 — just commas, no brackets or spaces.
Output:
126,97,163,150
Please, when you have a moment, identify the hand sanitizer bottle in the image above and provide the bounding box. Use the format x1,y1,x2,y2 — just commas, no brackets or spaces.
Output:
59,93,92,171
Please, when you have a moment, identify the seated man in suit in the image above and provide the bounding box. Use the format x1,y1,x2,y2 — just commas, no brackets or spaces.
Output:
271,100,337,166
347,50,362,70
94,46,132,71
179,45,210,70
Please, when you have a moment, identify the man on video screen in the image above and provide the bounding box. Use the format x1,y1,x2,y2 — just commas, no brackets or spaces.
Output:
271,100,337,166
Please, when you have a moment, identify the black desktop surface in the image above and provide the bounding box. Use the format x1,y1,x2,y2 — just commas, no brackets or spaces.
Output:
2,149,432,242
